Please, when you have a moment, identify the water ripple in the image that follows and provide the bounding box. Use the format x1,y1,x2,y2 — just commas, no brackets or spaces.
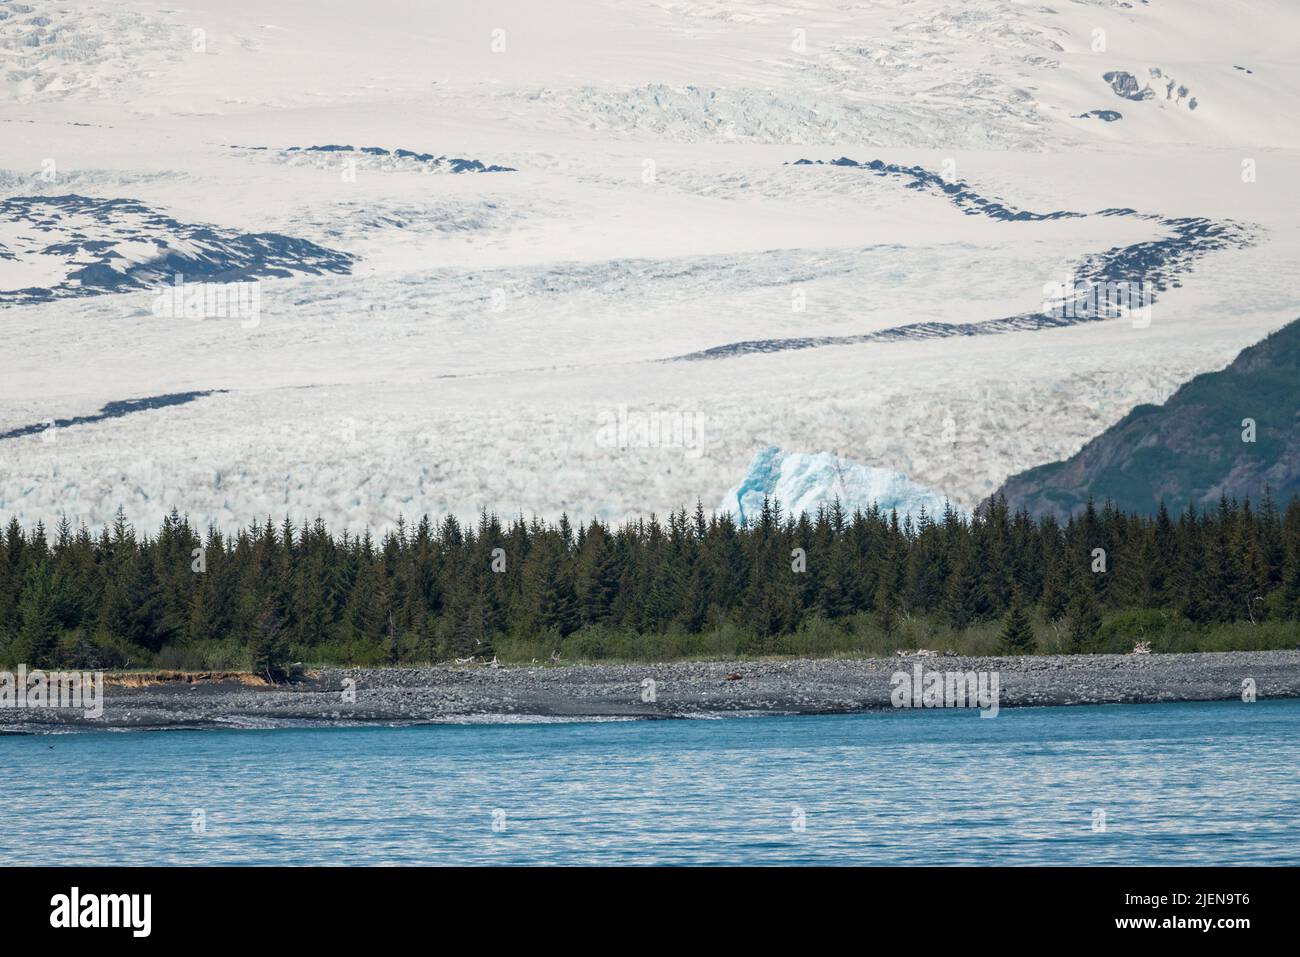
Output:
3,700,1297,865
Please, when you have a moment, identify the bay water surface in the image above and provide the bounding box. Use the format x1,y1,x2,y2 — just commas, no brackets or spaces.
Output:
4,699,1297,865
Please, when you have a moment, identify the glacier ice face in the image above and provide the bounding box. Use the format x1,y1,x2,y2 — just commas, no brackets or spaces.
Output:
718,446,958,525
2,0,1296,536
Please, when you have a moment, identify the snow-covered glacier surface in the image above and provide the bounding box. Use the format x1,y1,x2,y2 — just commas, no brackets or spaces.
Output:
1,0,1299,533
719,447,955,525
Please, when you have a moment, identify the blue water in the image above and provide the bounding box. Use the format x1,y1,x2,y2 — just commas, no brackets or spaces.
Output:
4,699,1298,865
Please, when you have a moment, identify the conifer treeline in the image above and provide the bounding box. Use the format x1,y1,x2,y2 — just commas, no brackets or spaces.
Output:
2,494,1300,671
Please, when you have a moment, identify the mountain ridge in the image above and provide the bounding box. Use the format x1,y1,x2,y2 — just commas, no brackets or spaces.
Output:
993,318,1300,519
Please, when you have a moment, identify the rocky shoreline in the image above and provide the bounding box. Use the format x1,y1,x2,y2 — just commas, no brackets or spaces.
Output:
3,650,1299,732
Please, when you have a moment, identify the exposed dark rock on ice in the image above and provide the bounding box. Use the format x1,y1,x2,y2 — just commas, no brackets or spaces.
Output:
0,391,226,441
1103,70,1154,101
792,156,1082,221
241,144,516,173
0,195,355,307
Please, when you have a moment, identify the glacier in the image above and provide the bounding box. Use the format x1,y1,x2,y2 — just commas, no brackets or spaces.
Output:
718,447,957,525
1,0,1298,535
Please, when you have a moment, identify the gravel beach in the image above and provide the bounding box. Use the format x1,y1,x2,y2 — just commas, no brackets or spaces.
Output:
4,650,1299,732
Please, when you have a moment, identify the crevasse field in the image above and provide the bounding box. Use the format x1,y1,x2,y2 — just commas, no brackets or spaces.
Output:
2,0,1298,534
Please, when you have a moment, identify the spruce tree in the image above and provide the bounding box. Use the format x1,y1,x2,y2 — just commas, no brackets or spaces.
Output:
250,597,290,683
1282,543,1300,620
445,579,486,658
15,564,61,667
875,576,899,638
1065,579,1102,653
186,575,218,645
999,593,1035,654
943,553,988,630
577,527,620,624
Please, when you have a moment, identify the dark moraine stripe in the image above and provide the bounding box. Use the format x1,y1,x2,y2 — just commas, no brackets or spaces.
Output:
0,390,227,441
665,159,1254,362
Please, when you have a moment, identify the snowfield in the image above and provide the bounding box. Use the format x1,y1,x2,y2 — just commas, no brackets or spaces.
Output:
2,0,1298,532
